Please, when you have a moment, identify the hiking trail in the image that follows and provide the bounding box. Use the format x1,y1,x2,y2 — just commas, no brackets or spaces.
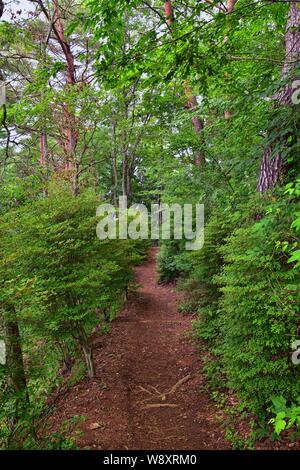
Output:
48,248,229,450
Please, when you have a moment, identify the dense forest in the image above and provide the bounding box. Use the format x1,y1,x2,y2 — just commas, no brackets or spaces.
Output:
0,0,300,453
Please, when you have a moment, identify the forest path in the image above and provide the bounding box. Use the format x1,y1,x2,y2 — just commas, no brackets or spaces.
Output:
48,248,229,450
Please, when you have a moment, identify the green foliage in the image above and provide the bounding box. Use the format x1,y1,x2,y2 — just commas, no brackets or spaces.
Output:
0,186,135,338
216,191,300,413
179,210,231,341
269,396,300,437
2,0,300,449
179,188,300,420
285,179,300,268
157,240,192,282
0,184,145,448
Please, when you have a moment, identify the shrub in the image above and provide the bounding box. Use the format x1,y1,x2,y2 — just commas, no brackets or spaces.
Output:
0,185,146,447
216,190,300,413
179,210,232,343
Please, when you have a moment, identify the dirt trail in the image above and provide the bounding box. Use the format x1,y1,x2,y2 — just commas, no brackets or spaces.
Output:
48,248,229,450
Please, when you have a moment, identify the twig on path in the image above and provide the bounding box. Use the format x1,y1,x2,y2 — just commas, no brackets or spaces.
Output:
138,385,155,396
143,403,178,409
138,374,193,403
168,374,192,395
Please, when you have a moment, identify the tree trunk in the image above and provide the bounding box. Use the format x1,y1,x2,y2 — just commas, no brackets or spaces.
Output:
39,132,47,167
40,131,49,196
257,147,283,193
122,154,130,198
76,327,96,379
81,342,96,379
53,0,76,85
72,160,80,196
3,305,29,430
227,0,236,14
257,2,300,192
184,82,205,166
164,1,174,26
112,119,119,206
52,0,79,187
121,97,132,198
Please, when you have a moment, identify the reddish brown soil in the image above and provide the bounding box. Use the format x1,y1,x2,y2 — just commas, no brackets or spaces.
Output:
47,248,230,450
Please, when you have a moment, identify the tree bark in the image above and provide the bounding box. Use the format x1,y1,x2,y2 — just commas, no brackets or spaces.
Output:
76,327,96,379
112,119,118,206
184,82,205,166
227,0,236,14
121,92,132,199
4,307,28,398
81,342,95,379
4,307,33,448
52,0,79,190
39,131,49,196
53,0,76,85
257,2,300,192
122,151,131,198
257,147,283,193
164,1,174,26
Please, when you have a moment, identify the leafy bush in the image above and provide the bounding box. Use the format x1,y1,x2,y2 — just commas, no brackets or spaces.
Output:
172,183,300,419
157,240,192,282
269,395,300,437
179,209,231,342
216,190,300,413
0,185,146,448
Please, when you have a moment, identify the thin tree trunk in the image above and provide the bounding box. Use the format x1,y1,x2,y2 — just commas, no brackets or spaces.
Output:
56,340,73,373
122,152,130,198
76,327,96,379
127,162,132,198
72,160,80,196
112,119,119,206
39,132,47,167
257,2,300,192
81,343,96,379
40,131,49,196
121,94,132,198
184,82,205,166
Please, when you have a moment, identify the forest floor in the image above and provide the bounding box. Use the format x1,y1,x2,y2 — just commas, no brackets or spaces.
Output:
47,247,230,450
